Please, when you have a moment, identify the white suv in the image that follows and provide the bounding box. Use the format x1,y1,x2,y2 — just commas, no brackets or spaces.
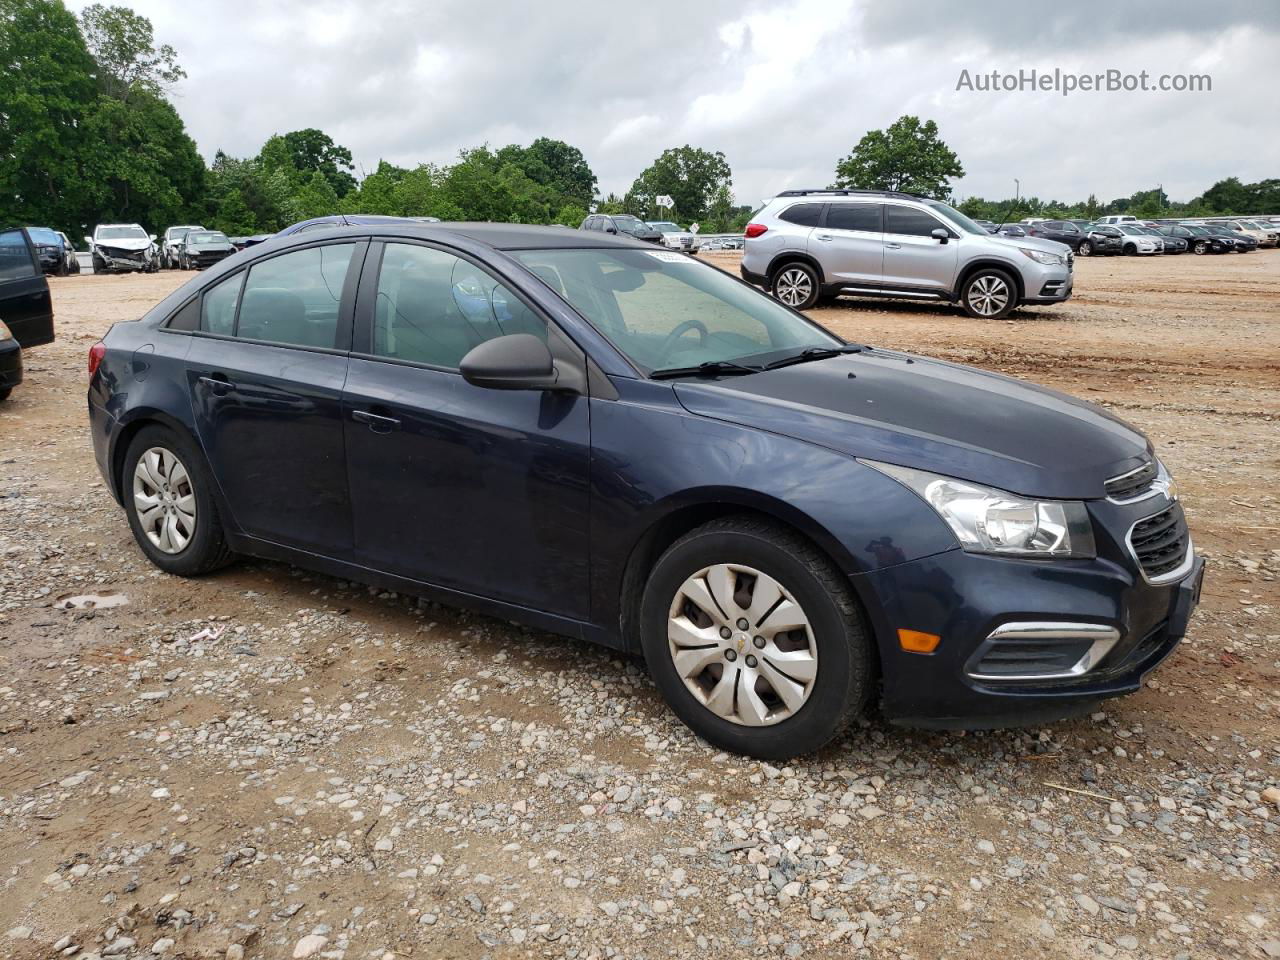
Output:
740,189,1074,319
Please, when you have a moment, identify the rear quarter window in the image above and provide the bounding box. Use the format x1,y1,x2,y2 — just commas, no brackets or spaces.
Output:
777,203,824,227
0,229,36,281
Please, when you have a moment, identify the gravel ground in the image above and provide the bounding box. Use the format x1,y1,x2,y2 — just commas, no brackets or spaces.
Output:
1,251,1277,960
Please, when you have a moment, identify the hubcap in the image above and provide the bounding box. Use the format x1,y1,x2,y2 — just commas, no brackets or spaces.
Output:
1078,242,1091,256
132,446,196,554
968,274,1009,316
775,268,813,307
667,563,818,727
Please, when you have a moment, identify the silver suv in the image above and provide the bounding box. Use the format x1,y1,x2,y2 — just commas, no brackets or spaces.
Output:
741,189,1074,319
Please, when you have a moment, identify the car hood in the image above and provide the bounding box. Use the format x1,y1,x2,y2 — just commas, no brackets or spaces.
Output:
96,237,151,251
672,350,1151,500
985,233,1071,254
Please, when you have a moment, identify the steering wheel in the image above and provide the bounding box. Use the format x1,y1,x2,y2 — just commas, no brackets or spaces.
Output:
657,319,709,361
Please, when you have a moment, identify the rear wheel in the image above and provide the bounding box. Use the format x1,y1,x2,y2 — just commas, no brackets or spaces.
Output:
961,268,1016,319
639,517,872,759
122,425,235,576
770,262,820,311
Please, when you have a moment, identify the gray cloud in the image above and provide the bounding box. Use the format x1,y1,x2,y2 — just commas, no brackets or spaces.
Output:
72,0,1279,208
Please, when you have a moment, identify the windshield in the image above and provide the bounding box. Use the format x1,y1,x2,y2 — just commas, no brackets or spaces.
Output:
921,199,987,236
648,222,680,233
512,247,840,374
612,217,648,236
188,231,228,245
98,226,147,240
169,227,195,240
1118,226,1144,235
27,227,60,246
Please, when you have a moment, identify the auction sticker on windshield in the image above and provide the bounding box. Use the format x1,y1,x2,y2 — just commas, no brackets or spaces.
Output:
647,251,691,263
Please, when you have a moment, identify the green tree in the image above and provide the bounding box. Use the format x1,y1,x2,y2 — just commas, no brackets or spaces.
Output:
283,170,341,223
0,0,100,233
279,128,358,198
626,146,732,223
496,137,597,210
833,116,963,199
78,3,184,101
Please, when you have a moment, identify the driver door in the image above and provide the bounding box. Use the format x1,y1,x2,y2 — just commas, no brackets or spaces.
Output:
341,240,592,618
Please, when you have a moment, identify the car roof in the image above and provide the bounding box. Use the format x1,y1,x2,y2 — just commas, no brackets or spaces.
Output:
265,221,656,253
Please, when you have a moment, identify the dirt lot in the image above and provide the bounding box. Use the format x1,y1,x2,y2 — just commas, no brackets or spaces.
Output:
1,251,1277,960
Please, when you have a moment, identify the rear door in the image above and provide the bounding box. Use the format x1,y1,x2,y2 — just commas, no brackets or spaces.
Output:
182,240,365,556
0,228,54,347
813,202,883,286
881,203,959,294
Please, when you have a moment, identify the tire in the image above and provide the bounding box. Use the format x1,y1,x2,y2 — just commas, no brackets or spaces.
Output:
91,253,106,274
122,425,235,576
1193,241,1207,255
1077,240,1092,257
770,262,820,311
960,268,1017,320
0,388,11,403
1123,244,1136,255
638,516,873,760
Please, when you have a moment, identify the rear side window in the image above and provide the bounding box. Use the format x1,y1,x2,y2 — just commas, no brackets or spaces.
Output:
825,204,882,232
885,206,947,237
371,242,545,370
201,273,243,335
0,229,36,281
778,203,824,227
237,244,355,348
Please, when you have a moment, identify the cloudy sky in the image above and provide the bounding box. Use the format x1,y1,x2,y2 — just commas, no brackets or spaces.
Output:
68,0,1278,206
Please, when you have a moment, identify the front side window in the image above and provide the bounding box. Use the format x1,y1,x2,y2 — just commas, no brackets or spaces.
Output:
0,230,36,280
371,243,545,370
512,248,839,374
885,205,948,238
825,203,881,232
236,244,355,348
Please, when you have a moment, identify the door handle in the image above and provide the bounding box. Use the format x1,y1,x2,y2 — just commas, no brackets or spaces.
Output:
352,409,401,433
198,375,236,395
884,242,902,249
815,234,833,241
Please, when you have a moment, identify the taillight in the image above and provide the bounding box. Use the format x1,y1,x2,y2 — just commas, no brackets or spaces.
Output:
88,342,105,378
744,223,768,239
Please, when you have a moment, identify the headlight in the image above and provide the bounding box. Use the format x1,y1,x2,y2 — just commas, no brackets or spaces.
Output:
863,461,1096,558
1018,247,1065,266
0,320,12,341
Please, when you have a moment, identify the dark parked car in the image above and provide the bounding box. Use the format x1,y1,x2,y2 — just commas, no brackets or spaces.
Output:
580,214,663,243
1199,224,1257,252
26,226,77,276
277,214,441,237
1137,226,1186,254
1025,220,1088,251
87,223,1202,759
0,227,56,401
1077,224,1124,257
180,230,237,270
1172,225,1235,255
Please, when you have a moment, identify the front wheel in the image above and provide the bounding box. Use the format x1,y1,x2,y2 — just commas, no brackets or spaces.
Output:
122,425,235,576
961,268,1016,319
1077,240,1092,256
639,517,872,760
1193,241,1207,255
770,262,820,311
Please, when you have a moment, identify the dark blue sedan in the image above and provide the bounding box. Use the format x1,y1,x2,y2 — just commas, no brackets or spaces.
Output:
87,223,1202,759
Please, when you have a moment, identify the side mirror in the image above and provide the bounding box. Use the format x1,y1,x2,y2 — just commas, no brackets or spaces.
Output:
84,236,93,246
149,233,157,241
605,226,618,234
931,227,950,243
460,334,565,392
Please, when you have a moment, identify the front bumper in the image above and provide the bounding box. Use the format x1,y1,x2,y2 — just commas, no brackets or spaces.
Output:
1021,262,1073,304
0,339,23,391
96,248,152,271
853,523,1202,728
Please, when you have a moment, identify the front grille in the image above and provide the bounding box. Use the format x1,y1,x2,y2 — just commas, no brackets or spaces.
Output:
1105,460,1158,501
101,247,143,261
1128,502,1190,582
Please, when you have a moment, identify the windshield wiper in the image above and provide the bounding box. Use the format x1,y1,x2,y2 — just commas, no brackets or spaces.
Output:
649,359,764,380
762,343,866,371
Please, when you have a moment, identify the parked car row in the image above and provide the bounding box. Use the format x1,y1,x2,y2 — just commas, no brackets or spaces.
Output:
980,217,1276,257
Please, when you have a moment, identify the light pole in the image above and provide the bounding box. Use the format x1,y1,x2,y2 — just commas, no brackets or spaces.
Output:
1014,178,1020,203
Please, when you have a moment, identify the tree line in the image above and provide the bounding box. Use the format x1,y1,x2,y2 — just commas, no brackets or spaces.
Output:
2,2,1272,245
